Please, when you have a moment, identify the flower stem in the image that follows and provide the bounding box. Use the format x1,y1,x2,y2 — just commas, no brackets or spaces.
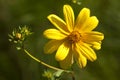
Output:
24,49,68,72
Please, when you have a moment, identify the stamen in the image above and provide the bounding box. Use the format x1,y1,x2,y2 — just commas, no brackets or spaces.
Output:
68,31,81,43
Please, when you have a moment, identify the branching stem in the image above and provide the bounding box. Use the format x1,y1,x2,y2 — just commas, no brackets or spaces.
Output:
24,49,70,73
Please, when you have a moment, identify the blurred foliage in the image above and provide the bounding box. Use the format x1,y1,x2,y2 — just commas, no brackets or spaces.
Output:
0,0,120,80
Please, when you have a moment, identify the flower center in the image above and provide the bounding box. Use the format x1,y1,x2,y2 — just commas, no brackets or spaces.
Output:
68,31,81,43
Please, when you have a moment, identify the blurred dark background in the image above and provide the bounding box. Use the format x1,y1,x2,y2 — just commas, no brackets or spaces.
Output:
0,0,120,80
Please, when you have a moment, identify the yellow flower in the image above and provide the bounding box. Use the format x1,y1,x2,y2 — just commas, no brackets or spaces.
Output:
43,5,104,69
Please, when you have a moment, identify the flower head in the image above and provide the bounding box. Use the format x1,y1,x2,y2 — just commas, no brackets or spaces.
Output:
9,26,32,43
44,5,104,69
9,26,32,50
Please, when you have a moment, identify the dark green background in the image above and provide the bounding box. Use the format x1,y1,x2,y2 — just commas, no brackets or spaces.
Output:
0,0,120,80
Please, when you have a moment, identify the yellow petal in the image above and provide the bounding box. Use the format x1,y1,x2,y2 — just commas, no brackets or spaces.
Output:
55,41,70,61
43,29,67,40
76,42,97,61
82,31,104,50
63,5,74,32
82,31,104,42
75,8,90,30
74,45,87,68
92,41,101,50
59,52,73,69
80,16,99,32
47,14,69,34
44,40,63,54
78,53,87,68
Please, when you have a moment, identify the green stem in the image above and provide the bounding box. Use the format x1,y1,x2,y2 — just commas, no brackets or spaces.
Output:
24,49,66,71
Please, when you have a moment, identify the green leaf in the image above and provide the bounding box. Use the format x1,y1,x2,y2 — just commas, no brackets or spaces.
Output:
54,70,64,78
